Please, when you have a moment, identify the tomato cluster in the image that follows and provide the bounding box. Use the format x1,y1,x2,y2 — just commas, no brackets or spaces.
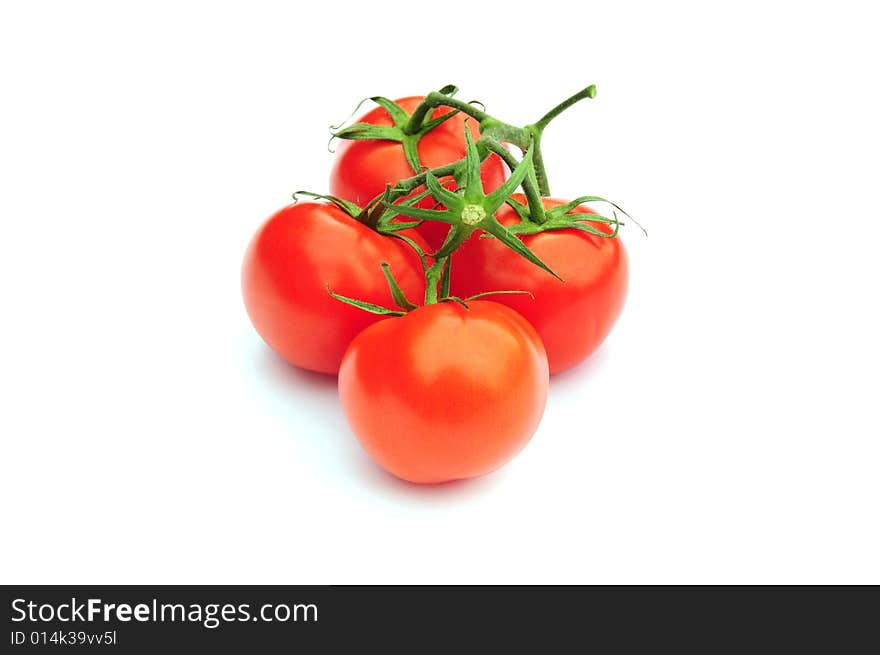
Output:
242,86,632,484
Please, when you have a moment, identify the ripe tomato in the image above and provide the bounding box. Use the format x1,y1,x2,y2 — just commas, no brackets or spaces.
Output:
242,202,428,375
451,195,628,375
338,301,549,484
329,96,507,249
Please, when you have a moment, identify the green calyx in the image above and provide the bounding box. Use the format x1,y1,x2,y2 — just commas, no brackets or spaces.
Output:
292,185,439,232
500,194,648,239
502,196,620,238
327,260,421,317
329,85,461,174
386,129,560,280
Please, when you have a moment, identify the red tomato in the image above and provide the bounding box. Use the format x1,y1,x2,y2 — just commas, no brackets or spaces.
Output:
338,301,549,484
242,202,428,375
451,195,628,375
329,96,507,249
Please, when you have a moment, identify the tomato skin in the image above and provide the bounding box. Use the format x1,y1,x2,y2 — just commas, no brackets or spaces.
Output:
242,203,427,375
329,96,507,249
452,195,628,375
338,301,549,484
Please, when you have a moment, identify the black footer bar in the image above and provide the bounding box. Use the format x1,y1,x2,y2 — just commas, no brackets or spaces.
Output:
2,585,876,652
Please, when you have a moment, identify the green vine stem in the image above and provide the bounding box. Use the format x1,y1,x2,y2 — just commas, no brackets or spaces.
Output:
400,84,598,196
532,84,597,131
323,83,637,317
482,140,547,224
329,83,611,235
424,257,446,305
404,94,489,135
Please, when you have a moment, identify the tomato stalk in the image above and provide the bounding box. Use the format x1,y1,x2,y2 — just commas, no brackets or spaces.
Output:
331,82,633,243
405,94,490,133
482,139,547,224
423,257,446,305
402,84,598,196
323,84,639,317
532,84,598,131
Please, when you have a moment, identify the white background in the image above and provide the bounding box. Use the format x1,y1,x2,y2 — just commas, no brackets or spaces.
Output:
1,1,878,584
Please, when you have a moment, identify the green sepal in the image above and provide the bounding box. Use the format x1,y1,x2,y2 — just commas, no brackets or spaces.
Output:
383,232,429,273
550,196,648,236
420,109,460,133
331,122,402,142
379,220,424,232
368,96,410,125
553,195,609,214
328,95,378,132
553,212,622,226
504,197,531,222
549,196,644,235
465,290,535,301
327,285,405,316
330,96,408,142
401,135,423,173
480,217,561,280
550,195,631,219
505,212,621,238
292,191,362,218
377,221,425,235
440,295,470,309
424,169,464,210
385,202,457,224
567,220,619,238
461,128,484,200
374,186,435,228
381,263,418,311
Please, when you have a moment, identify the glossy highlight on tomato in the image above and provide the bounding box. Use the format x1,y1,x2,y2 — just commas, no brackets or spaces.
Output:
242,202,428,374
329,96,507,249
451,195,628,374
338,301,549,483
